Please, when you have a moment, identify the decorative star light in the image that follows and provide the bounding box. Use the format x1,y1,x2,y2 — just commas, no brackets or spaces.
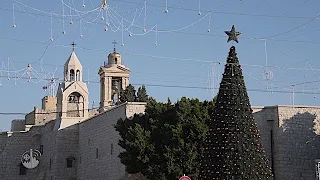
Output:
224,25,241,43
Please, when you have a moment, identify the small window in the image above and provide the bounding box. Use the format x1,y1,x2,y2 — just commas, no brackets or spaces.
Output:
19,163,27,175
76,70,80,81
40,145,43,154
96,148,99,159
66,157,74,168
70,69,75,81
49,159,52,170
111,143,114,155
115,58,118,64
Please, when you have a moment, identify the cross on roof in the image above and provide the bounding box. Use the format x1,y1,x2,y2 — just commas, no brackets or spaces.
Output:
112,40,117,52
71,41,77,51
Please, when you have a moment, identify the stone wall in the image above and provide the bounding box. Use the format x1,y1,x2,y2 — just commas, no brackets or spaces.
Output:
25,107,57,126
274,106,320,180
77,102,146,180
36,121,57,180
0,130,41,180
11,119,25,131
25,107,36,125
0,120,80,180
53,127,79,180
126,102,147,118
1,101,146,179
42,96,57,111
253,106,320,180
253,106,278,175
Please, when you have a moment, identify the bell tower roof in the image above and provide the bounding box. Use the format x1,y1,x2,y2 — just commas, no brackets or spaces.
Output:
64,42,83,82
64,51,82,69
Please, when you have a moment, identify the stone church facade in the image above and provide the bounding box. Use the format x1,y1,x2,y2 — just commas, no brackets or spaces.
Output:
0,49,146,180
0,49,320,179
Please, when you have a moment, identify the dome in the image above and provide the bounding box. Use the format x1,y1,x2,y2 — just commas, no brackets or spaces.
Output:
107,52,122,66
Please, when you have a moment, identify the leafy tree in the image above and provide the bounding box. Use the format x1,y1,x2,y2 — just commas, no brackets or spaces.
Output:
115,97,215,180
198,46,273,179
137,85,148,102
120,84,136,102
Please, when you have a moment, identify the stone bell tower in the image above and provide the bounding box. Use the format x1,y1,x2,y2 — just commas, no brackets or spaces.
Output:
98,41,130,111
56,43,89,129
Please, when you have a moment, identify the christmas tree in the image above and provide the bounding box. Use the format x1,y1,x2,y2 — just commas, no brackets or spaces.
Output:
199,46,273,179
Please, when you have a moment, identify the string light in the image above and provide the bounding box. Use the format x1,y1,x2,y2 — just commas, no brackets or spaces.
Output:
121,19,125,46
62,0,66,34
50,11,54,41
155,25,158,46
208,12,211,32
80,19,83,38
143,1,147,32
198,0,201,15
1,0,320,103
12,3,17,28
69,0,73,24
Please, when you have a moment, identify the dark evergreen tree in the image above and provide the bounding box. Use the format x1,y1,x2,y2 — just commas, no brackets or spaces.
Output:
115,97,215,180
199,46,273,179
120,84,137,102
137,85,148,102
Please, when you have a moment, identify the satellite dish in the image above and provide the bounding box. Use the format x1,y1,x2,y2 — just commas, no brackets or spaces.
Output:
21,149,42,169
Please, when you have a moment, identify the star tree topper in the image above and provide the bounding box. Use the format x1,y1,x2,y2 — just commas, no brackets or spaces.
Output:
225,25,241,43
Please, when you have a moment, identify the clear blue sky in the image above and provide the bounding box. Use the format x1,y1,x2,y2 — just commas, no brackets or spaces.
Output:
0,0,320,131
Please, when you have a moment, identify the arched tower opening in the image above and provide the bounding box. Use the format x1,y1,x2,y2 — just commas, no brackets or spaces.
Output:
76,70,81,81
67,92,85,117
70,69,75,81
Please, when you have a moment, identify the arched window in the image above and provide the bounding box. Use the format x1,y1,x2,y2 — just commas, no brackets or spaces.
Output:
76,70,80,81
115,58,118,64
67,92,84,117
68,92,80,103
70,69,75,81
